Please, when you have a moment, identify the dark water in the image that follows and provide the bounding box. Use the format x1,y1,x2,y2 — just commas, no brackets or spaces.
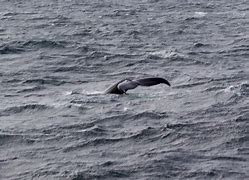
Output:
1,0,249,179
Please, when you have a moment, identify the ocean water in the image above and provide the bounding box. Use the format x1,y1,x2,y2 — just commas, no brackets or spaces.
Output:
1,0,249,179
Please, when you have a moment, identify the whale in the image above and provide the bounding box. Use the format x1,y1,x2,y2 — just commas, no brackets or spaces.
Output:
104,77,170,94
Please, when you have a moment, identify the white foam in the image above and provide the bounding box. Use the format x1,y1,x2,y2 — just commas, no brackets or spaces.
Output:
194,12,207,17
64,91,73,96
224,85,236,93
65,89,104,96
223,82,249,96
82,90,104,95
149,50,185,59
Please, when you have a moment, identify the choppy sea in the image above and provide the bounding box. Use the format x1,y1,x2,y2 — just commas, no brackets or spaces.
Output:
1,0,249,179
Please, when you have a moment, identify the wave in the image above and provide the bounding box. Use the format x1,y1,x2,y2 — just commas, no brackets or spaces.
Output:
62,122,174,154
237,148,249,155
146,49,208,66
175,80,211,89
22,40,67,49
0,45,24,54
193,42,210,48
53,66,85,73
23,78,67,86
17,86,45,93
0,39,68,54
131,111,168,119
147,49,186,60
63,137,122,152
91,111,169,126
1,104,50,116
103,53,141,60
223,82,249,97
0,133,21,146
184,12,207,21
211,156,246,162
235,113,249,122
219,45,249,56
62,125,164,153
71,169,130,180
0,133,35,146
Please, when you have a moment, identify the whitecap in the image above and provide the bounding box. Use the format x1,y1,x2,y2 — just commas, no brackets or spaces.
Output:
81,90,104,95
194,12,207,17
148,49,186,59
64,91,73,96
223,82,249,96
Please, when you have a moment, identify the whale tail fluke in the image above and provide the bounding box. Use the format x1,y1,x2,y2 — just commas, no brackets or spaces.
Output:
135,77,171,87
105,77,171,94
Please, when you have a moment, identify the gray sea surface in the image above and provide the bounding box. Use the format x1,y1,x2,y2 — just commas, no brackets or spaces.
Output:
1,0,249,179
